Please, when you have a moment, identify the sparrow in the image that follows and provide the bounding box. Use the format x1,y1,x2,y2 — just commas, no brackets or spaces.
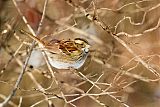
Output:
20,30,90,69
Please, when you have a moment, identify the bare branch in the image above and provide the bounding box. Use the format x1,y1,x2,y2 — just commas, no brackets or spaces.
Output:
0,0,48,106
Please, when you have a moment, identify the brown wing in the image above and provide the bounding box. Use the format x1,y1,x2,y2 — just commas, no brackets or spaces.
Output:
59,40,82,56
44,39,61,54
44,39,83,56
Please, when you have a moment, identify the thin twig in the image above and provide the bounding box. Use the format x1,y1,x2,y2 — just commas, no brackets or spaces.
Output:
0,0,48,106
0,94,18,107
0,42,23,75
18,97,22,107
77,1,160,77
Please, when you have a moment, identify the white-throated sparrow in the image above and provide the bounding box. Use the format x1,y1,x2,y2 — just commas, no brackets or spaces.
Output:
20,30,90,69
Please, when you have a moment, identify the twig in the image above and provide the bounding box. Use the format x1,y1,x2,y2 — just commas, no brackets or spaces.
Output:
0,42,24,75
18,97,22,107
55,20,103,45
78,72,129,107
0,0,48,106
74,1,160,77
0,94,17,107
27,72,52,105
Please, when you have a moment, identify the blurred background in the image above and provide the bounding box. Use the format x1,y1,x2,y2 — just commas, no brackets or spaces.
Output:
0,0,160,107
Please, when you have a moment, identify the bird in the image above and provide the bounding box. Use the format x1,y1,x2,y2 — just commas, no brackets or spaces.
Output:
20,30,90,69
